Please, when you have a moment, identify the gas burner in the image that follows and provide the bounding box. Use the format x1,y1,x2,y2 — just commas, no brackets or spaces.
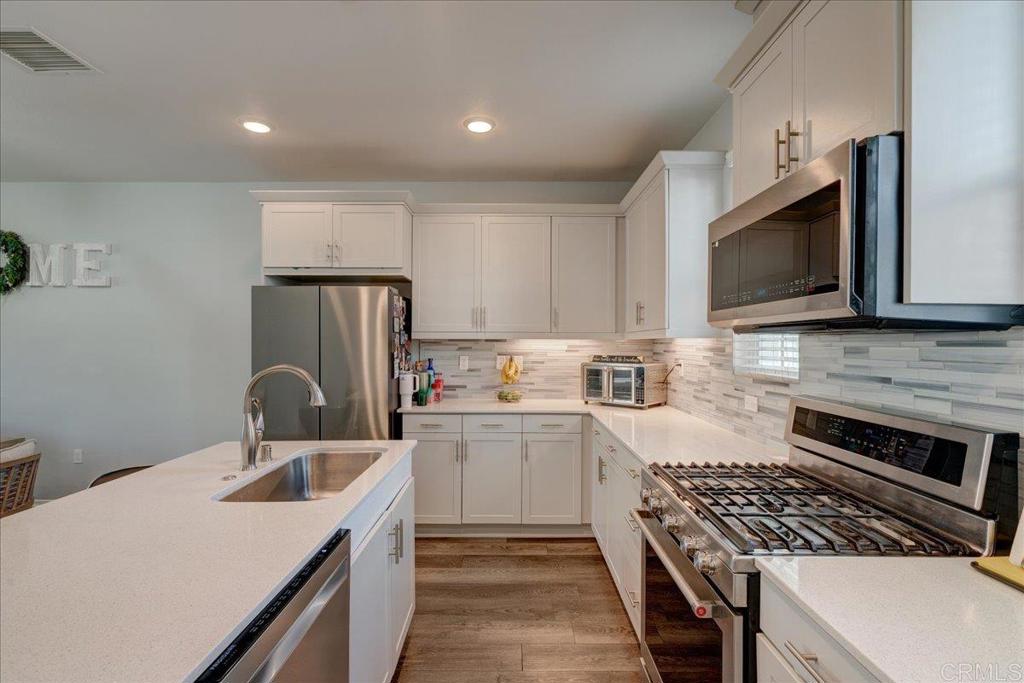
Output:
651,461,971,557
590,354,644,363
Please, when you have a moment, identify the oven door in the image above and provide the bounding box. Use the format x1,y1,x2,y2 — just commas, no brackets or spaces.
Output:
707,138,856,330
609,366,637,405
582,365,609,402
632,509,743,683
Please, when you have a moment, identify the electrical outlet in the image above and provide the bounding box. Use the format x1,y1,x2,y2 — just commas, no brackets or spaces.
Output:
495,355,509,370
459,355,470,370
744,396,758,412
72,448,84,464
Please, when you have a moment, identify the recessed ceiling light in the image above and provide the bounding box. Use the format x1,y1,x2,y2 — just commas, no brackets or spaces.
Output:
242,120,272,134
463,117,495,134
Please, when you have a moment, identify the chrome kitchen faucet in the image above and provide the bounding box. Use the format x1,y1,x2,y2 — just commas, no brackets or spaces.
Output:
240,364,326,471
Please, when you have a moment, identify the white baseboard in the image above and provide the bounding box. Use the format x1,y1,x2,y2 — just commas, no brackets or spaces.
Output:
416,523,594,538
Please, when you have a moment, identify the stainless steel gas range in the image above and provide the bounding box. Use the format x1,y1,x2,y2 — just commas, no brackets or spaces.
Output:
633,396,1020,683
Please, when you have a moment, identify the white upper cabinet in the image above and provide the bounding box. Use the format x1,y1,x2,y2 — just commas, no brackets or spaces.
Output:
551,216,616,335
261,203,334,268
904,0,1023,304
732,31,794,206
332,204,409,269
412,215,481,334
621,152,725,339
730,0,900,207
261,202,412,277
792,0,900,166
481,216,552,334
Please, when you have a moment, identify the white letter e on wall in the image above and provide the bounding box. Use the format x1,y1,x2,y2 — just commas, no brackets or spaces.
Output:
73,243,111,287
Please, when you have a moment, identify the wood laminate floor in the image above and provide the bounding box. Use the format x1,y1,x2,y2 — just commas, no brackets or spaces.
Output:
392,537,643,683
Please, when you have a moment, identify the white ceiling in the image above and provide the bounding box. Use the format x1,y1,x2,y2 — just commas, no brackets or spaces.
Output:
0,1,749,182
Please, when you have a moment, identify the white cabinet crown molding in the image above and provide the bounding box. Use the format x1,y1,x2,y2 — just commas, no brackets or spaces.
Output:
714,0,805,88
250,190,620,217
618,150,726,213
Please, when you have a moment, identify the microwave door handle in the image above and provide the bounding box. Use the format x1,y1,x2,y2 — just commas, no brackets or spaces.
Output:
604,367,612,400
631,508,725,619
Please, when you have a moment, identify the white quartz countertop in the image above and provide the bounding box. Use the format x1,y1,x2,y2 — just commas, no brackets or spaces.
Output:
0,440,414,683
757,556,1024,683
402,399,784,466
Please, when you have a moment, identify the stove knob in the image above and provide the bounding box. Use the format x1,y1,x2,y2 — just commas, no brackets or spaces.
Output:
641,487,654,505
693,550,718,577
661,513,683,534
681,535,703,557
648,495,665,515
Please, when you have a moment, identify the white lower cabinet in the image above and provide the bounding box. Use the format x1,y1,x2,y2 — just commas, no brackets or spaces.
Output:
756,634,802,683
388,481,415,665
590,424,643,637
522,434,581,524
349,478,415,683
349,512,391,683
462,434,523,524
408,434,462,524
760,577,876,682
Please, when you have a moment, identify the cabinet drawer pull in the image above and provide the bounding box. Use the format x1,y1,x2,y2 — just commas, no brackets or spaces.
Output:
784,642,826,683
627,468,640,479
480,423,504,428
598,457,607,484
593,429,599,436
540,423,565,428
388,523,401,564
625,514,640,532
418,423,444,428
627,590,640,607
607,444,616,453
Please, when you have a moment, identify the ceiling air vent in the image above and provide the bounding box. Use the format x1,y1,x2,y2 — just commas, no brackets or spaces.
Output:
0,29,94,72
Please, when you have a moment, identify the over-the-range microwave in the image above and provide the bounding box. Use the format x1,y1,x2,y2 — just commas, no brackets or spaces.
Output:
707,135,1023,333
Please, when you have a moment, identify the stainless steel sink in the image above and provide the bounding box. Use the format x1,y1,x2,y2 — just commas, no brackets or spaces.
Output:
218,450,383,502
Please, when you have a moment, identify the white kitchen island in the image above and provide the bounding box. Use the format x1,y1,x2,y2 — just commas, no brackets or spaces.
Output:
0,440,415,683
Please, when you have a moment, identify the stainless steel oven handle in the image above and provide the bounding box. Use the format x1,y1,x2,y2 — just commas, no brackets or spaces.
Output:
631,508,725,620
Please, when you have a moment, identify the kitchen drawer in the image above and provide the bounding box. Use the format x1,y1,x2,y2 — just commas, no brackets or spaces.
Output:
402,414,462,433
757,633,802,683
523,414,582,434
463,414,523,433
761,578,876,683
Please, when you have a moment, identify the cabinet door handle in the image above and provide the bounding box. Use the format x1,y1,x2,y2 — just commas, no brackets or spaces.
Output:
388,523,401,564
333,241,341,262
325,242,333,260
482,306,486,329
784,120,801,172
625,514,640,532
455,439,460,462
463,439,468,461
598,456,607,484
775,127,787,179
397,518,405,560
638,302,645,325
784,642,826,683
524,441,528,462
627,590,640,607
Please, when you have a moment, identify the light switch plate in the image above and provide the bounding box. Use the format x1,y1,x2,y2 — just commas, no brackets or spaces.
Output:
495,355,509,370
72,448,83,464
744,395,758,412
459,355,470,370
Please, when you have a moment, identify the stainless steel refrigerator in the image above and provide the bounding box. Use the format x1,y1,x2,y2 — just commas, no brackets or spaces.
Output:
251,285,411,440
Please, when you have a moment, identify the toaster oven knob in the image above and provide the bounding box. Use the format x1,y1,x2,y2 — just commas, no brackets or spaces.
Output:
661,513,683,534
648,495,665,515
693,550,718,577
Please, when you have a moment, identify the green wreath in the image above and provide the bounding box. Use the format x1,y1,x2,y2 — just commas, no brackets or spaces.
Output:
0,230,30,294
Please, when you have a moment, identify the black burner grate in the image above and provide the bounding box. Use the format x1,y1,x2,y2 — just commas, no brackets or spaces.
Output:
651,462,970,556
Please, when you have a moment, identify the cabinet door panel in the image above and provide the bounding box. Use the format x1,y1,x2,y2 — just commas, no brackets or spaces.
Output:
349,513,391,683
409,434,461,525
413,215,480,332
624,200,645,333
262,203,332,267
793,0,900,165
389,480,415,667
641,174,667,332
552,217,616,334
732,30,794,205
462,436,523,524
523,434,581,524
334,205,404,267
481,216,551,333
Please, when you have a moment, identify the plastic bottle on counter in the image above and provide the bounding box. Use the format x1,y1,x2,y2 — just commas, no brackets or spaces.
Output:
432,372,444,402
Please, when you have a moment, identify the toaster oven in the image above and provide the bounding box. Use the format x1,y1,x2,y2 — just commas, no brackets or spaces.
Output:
581,357,667,409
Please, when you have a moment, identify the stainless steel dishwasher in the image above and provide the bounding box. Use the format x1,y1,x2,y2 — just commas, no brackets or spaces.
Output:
195,530,351,683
